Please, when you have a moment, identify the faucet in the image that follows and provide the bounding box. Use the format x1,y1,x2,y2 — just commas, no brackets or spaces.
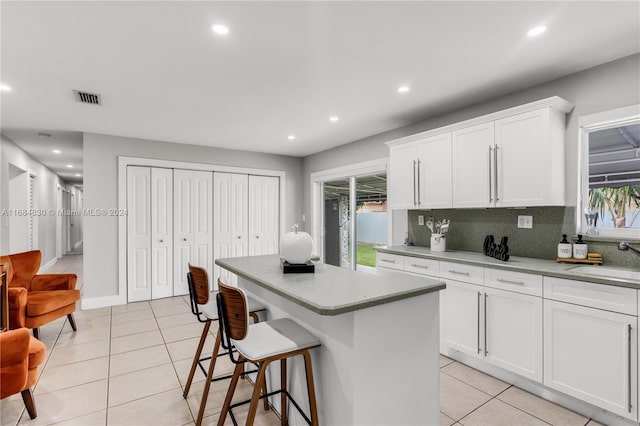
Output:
618,241,640,257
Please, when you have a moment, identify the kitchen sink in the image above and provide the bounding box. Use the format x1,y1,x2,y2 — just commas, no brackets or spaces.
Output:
567,265,640,281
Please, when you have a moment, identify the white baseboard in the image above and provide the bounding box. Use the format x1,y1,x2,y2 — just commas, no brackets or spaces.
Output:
81,294,126,310
39,257,57,273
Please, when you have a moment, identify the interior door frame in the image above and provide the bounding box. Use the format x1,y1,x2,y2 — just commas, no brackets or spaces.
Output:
310,158,388,266
117,156,286,306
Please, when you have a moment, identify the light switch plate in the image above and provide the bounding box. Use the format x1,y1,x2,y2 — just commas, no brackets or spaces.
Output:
418,215,425,226
518,215,533,229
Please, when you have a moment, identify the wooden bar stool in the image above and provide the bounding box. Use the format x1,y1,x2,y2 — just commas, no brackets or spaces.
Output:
216,279,321,426
182,264,267,426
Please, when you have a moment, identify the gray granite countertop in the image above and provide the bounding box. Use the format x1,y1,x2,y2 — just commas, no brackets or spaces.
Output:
215,254,446,316
376,246,640,289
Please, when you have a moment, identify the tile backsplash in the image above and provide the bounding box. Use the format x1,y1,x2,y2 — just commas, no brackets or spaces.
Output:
407,207,639,267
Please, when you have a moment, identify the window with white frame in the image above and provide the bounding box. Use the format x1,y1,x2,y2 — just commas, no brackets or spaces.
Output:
579,105,640,238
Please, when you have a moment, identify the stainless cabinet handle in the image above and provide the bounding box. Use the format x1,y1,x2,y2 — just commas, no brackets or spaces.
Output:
380,259,396,263
496,278,525,286
417,159,421,205
448,270,470,276
413,160,417,206
410,264,429,269
477,291,481,354
494,145,499,202
484,293,488,356
488,146,493,203
629,324,632,413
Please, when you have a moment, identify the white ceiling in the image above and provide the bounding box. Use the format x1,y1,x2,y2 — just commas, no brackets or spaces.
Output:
1,1,639,182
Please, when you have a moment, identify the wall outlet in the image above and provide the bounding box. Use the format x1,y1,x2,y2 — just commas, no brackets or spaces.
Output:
418,215,425,226
518,215,533,229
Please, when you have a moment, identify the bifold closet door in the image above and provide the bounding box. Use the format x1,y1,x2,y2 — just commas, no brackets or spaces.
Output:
248,175,279,255
174,169,213,295
213,173,248,287
127,166,152,302
151,168,173,299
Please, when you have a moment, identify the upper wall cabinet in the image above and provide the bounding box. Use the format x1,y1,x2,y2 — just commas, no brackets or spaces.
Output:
389,132,452,209
387,97,573,210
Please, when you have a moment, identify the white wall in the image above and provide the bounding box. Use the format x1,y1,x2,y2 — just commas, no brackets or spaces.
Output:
82,133,304,299
0,135,65,266
301,54,640,229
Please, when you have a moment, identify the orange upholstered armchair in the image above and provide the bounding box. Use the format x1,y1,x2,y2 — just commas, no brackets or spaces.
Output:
0,327,46,419
1,250,80,339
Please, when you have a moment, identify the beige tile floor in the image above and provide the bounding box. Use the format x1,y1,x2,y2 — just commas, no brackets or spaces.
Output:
1,254,607,426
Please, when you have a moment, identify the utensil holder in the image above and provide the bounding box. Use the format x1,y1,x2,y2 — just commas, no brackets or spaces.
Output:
431,234,446,252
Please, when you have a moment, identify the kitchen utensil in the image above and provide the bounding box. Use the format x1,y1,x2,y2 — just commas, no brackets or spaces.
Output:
426,220,434,233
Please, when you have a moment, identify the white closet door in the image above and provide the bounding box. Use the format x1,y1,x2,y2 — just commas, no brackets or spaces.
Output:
249,175,279,256
151,168,173,299
213,173,248,287
192,171,213,290
127,166,152,302
174,169,194,296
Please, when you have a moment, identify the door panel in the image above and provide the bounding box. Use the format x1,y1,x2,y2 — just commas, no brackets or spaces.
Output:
127,166,152,302
452,122,494,208
249,175,279,256
151,168,173,299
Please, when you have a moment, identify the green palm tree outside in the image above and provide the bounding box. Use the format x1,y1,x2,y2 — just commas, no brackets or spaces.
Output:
589,185,640,228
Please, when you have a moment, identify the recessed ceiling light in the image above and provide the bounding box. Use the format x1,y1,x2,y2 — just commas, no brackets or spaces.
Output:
527,26,547,37
66,164,73,168
329,116,339,122
0,84,11,92
287,135,296,140
52,149,61,154
75,174,81,177
211,24,229,35
398,86,410,93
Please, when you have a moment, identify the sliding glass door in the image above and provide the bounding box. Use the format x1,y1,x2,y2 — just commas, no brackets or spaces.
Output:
319,173,387,270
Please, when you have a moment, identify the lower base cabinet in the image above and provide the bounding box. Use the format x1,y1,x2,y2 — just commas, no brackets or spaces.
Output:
441,279,483,357
484,287,542,382
544,299,638,421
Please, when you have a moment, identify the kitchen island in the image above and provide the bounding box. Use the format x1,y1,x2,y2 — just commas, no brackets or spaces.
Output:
216,254,445,426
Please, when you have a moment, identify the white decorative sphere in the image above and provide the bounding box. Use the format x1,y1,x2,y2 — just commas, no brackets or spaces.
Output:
280,226,313,264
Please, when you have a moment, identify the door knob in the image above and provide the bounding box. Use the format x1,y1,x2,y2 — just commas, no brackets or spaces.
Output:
159,239,164,243
236,236,241,239
183,238,187,242
255,235,260,239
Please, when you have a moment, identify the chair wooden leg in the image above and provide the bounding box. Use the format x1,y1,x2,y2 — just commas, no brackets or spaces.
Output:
216,362,244,426
21,388,37,419
246,360,271,426
32,328,39,340
303,351,319,426
67,313,77,331
280,358,287,425
183,320,211,398
197,330,221,426
261,367,269,411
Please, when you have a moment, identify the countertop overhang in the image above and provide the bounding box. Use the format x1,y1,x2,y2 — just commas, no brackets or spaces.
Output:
376,246,640,289
215,254,445,316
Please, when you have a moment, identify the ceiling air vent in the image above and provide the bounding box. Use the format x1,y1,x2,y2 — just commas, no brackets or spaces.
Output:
73,90,102,105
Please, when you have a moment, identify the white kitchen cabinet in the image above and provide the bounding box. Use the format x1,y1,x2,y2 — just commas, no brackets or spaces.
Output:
389,133,452,209
484,286,542,381
544,299,637,420
495,108,565,207
452,122,495,208
389,142,419,209
376,251,405,271
441,279,483,358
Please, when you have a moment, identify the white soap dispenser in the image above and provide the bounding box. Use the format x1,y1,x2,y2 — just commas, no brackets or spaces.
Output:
557,234,572,259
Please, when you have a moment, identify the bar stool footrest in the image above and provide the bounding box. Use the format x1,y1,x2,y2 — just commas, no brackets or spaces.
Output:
228,388,312,426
